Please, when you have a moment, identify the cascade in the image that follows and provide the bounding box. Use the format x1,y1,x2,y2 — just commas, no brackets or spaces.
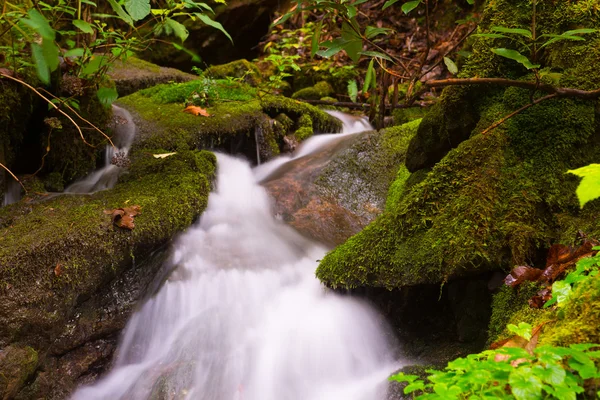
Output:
65,105,136,193
71,112,399,400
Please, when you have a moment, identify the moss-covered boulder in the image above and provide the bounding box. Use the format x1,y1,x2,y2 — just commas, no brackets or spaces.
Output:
317,0,600,289
263,119,420,246
0,346,38,399
204,59,262,86
107,56,197,97
0,149,215,398
292,81,334,101
118,79,342,164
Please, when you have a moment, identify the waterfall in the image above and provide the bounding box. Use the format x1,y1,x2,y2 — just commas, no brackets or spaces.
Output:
71,112,399,400
2,177,21,206
65,105,136,193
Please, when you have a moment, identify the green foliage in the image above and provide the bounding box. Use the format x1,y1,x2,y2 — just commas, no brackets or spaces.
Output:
568,164,600,208
390,331,600,399
0,0,230,104
544,249,600,309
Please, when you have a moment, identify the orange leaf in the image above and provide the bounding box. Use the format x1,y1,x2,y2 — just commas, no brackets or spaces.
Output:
104,205,141,230
183,105,211,117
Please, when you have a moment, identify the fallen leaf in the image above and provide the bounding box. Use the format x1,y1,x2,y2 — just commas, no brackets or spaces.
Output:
54,262,62,276
153,152,177,159
183,105,210,117
504,265,543,287
104,205,141,230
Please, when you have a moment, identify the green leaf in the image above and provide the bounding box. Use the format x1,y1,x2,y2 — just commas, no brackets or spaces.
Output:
346,5,357,18
73,19,94,34
358,51,392,61
364,26,392,39
363,58,375,93
347,79,358,103
64,48,85,58
471,33,511,39
311,21,323,57
382,0,401,10
507,322,532,340
107,0,134,26
196,13,233,43
125,0,151,21
401,0,421,14
31,43,50,85
443,56,458,74
568,164,600,207
42,38,60,72
97,87,118,108
171,42,202,63
552,280,572,305
22,9,55,40
562,28,597,36
165,18,189,42
540,35,586,49
316,38,346,58
491,26,533,39
341,21,362,62
509,367,543,400
492,48,540,69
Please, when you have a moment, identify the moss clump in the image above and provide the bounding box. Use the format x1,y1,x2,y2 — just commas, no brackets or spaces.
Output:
0,150,215,347
294,114,313,141
292,63,358,94
260,95,342,133
291,81,334,100
0,345,38,399
542,274,600,346
204,59,262,86
487,282,550,344
392,106,429,126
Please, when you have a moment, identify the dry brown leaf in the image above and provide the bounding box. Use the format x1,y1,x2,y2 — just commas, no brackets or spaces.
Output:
104,205,141,230
54,262,62,276
183,105,211,117
504,265,543,287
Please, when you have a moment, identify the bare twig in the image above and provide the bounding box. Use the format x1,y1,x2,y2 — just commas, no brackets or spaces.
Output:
481,94,557,135
0,72,93,146
424,78,600,100
39,88,115,147
0,161,25,193
419,24,478,80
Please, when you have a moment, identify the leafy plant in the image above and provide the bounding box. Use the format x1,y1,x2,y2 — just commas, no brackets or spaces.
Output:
568,164,600,208
390,323,600,399
544,247,600,309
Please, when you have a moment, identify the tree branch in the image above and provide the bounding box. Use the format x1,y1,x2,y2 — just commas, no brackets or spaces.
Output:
481,94,557,135
424,78,600,100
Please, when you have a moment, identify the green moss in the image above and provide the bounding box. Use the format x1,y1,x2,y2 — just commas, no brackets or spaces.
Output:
392,106,429,126
260,95,342,133
204,59,262,86
542,274,600,346
487,282,548,344
0,150,215,345
295,114,314,141
291,81,334,100
0,345,38,399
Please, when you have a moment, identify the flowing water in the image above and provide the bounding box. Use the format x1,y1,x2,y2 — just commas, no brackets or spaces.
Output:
2,177,21,206
72,113,399,400
65,105,136,193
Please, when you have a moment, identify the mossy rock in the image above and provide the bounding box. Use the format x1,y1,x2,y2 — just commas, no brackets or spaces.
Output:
0,345,38,399
118,81,341,163
107,56,197,97
0,150,215,350
291,81,334,101
204,59,262,86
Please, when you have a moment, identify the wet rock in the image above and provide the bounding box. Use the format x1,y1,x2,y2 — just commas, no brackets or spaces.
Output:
0,346,38,399
263,120,420,246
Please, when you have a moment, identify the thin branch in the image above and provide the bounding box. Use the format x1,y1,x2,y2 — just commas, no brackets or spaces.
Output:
481,94,557,135
0,72,93,146
0,161,25,193
39,88,115,147
419,24,478,80
424,78,600,100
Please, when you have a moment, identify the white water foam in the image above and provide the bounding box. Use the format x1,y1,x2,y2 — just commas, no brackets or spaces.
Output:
72,113,398,400
65,105,135,193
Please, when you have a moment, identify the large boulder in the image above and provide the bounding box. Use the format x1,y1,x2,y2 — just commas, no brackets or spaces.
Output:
263,119,421,246
0,149,216,399
317,0,600,290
